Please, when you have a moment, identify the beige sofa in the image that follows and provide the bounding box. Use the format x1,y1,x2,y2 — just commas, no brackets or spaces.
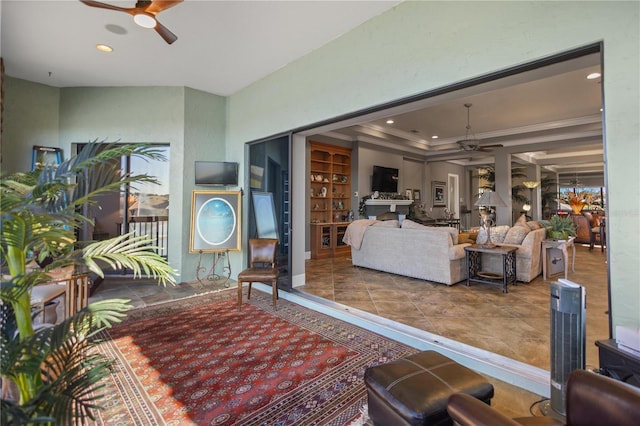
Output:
475,224,546,283
344,219,471,285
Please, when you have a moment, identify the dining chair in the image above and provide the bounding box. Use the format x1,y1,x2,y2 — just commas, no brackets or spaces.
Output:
589,217,606,252
237,238,279,310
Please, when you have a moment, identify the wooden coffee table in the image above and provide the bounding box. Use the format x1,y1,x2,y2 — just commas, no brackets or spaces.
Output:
465,244,517,293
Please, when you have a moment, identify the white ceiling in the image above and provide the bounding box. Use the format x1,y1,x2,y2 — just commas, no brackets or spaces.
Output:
309,53,604,181
1,0,604,182
1,0,400,96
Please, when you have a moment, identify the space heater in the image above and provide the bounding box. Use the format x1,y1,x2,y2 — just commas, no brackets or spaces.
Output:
542,279,586,419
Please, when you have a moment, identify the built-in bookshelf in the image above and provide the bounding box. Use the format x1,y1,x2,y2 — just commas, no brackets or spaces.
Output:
309,141,351,258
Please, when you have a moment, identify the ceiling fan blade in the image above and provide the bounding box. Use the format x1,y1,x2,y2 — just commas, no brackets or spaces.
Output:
80,0,132,13
146,0,183,14
154,20,178,44
477,144,504,151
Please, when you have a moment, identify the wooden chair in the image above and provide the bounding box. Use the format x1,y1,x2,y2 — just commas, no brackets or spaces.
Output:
237,238,279,310
590,216,606,252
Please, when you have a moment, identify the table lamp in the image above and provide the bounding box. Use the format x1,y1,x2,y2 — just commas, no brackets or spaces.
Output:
474,191,507,248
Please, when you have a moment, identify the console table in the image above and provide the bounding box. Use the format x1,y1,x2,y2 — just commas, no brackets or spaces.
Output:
465,245,517,293
596,339,640,388
434,218,461,231
542,237,575,280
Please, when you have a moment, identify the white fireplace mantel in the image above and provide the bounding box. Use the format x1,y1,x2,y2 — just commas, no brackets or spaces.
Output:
364,199,413,206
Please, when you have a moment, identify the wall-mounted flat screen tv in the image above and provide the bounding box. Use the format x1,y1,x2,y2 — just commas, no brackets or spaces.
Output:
195,161,239,186
371,165,399,193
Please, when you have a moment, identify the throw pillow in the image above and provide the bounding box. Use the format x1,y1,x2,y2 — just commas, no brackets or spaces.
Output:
503,225,530,245
515,214,529,229
477,225,510,244
373,219,400,228
525,221,542,231
401,219,428,229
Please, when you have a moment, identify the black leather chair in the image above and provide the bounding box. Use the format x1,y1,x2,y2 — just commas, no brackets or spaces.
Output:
447,369,640,426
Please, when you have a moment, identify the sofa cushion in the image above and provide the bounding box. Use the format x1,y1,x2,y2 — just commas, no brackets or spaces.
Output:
476,225,510,244
373,219,400,228
503,225,530,245
401,220,458,244
401,219,426,229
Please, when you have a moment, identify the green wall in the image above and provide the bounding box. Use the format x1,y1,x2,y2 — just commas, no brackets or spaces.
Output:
182,87,228,278
2,77,60,173
226,1,639,334
2,82,227,281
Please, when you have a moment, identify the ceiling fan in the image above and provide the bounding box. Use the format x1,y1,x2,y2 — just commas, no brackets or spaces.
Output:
561,174,584,188
456,103,503,152
80,0,182,44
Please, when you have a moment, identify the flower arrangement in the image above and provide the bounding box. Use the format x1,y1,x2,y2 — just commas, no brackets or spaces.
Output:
567,191,591,214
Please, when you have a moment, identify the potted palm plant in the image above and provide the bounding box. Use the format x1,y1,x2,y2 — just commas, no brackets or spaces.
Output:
1,142,177,424
547,214,577,240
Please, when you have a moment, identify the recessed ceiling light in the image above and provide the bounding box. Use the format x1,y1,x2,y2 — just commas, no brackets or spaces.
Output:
96,44,113,53
431,135,439,139
587,72,601,80
386,119,394,124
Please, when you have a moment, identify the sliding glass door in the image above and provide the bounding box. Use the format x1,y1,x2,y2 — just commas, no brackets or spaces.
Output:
246,135,291,290
77,143,170,272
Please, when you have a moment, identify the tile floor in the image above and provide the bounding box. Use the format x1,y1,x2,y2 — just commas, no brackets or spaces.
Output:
300,243,609,373
88,242,608,419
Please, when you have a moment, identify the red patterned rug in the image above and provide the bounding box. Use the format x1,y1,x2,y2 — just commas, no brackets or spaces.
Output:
94,289,415,425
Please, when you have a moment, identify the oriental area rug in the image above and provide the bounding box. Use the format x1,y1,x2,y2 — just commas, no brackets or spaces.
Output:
93,288,416,425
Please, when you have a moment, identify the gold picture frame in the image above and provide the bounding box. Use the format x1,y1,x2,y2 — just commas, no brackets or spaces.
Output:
190,190,242,253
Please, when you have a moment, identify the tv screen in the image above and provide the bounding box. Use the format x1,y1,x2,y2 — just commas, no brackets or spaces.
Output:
371,165,399,193
195,161,238,186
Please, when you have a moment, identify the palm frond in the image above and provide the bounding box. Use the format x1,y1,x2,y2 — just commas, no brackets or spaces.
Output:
80,233,177,286
1,141,175,422
1,299,132,424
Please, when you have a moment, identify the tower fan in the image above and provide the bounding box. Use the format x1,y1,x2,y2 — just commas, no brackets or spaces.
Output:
542,279,586,419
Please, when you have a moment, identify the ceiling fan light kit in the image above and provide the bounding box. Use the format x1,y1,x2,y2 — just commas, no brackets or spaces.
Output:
80,0,181,44
456,103,503,152
133,13,157,29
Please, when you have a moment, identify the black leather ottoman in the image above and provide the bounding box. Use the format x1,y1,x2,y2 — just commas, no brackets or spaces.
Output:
364,350,494,426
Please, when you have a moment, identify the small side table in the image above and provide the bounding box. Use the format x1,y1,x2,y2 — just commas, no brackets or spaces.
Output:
542,237,576,280
465,245,517,293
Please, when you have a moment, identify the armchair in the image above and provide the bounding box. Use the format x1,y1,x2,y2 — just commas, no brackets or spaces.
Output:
446,370,640,426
